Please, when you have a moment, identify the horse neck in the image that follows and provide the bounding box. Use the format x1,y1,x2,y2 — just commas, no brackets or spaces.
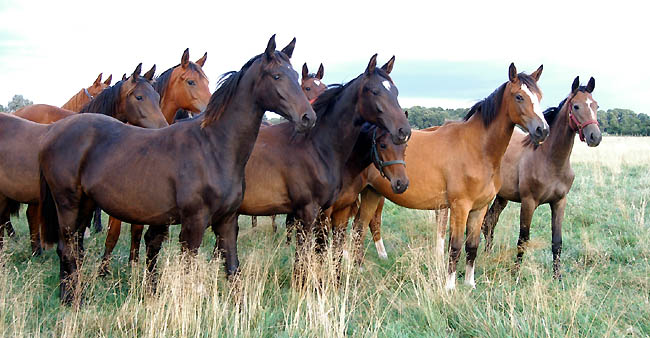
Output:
159,90,180,124
61,89,89,112
200,90,264,171
471,104,516,170
344,133,373,179
542,102,576,169
310,84,363,173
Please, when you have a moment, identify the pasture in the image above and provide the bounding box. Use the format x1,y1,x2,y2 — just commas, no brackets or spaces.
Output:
1,136,648,337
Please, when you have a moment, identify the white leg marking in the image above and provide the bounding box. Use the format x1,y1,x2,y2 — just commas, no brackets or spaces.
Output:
465,263,476,288
382,80,391,91
84,227,91,239
342,249,350,261
445,271,457,290
375,238,388,259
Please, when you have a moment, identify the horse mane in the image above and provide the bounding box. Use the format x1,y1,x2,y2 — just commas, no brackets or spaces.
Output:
154,62,206,99
78,80,125,116
202,53,289,127
521,85,588,149
464,73,540,127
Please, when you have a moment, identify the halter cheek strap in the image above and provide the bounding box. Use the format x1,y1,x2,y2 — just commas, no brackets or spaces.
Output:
84,88,94,100
567,98,599,142
371,128,406,178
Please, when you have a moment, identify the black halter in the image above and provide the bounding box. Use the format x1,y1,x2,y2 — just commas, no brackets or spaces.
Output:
371,128,406,178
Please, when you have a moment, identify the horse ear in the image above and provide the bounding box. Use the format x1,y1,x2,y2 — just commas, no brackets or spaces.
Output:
316,63,324,79
181,48,190,69
122,73,127,81
508,63,518,82
302,63,309,79
132,63,142,83
144,65,156,81
196,52,207,67
365,54,378,75
381,56,395,74
104,74,112,85
586,77,595,93
571,76,580,94
94,73,103,86
265,34,276,60
281,37,296,58
531,64,543,82
405,110,408,118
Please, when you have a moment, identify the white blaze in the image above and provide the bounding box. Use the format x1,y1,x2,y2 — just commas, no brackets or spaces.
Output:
382,80,392,91
586,98,596,119
313,80,321,86
521,84,544,120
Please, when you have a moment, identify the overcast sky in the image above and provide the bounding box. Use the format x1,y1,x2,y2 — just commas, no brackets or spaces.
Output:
1,0,647,113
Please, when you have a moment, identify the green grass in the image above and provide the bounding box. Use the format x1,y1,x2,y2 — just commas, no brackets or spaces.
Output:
1,136,649,337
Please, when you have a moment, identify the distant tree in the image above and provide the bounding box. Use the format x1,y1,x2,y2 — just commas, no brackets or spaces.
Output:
0,104,5,113
6,95,33,112
405,106,469,129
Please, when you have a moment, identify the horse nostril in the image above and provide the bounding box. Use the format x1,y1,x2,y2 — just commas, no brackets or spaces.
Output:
398,128,409,140
301,113,312,126
535,126,543,137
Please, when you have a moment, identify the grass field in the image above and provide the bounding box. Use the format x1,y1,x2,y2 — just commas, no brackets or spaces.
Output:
1,136,649,337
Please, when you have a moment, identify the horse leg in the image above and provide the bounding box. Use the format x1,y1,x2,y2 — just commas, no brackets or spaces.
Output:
369,198,387,259
464,206,488,288
446,201,471,290
314,210,329,256
271,215,277,233
99,216,122,276
211,213,240,278
92,207,103,234
54,201,85,306
129,224,145,263
144,225,169,291
251,216,257,228
550,196,567,280
352,188,383,266
293,205,319,286
482,196,508,252
435,208,449,261
285,213,296,245
26,204,43,256
515,198,538,269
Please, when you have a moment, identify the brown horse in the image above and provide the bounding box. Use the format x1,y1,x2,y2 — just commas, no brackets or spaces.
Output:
230,55,411,281
99,49,212,273
250,62,327,231
351,64,549,289
0,64,167,255
61,73,113,111
38,35,316,304
481,76,601,279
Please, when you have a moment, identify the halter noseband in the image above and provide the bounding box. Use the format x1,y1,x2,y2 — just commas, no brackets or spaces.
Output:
83,88,94,100
566,93,599,142
371,128,406,178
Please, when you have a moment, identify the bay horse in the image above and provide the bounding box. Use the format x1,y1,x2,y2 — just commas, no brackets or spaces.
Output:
250,62,327,231
351,64,549,289
38,35,316,304
230,55,411,282
99,49,212,273
481,76,601,279
0,64,167,255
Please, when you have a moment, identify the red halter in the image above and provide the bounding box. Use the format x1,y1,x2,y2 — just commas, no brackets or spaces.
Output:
567,96,599,142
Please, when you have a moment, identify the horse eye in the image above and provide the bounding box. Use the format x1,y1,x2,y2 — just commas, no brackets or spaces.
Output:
515,94,523,101
371,89,379,96
380,143,387,149
573,104,580,110
305,87,311,91
135,95,143,101
273,74,280,80
187,80,196,86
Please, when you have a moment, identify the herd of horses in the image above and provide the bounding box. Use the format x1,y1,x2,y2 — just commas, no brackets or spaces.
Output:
0,35,602,305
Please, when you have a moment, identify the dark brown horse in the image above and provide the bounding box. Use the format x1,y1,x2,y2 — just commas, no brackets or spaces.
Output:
351,64,549,289
38,36,316,304
482,76,601,279
99,49,212,273
250,62,327,231
230,55,411,281
0,64,167,255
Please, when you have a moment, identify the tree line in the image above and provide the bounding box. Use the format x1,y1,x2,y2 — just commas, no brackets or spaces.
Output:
3,93,650,136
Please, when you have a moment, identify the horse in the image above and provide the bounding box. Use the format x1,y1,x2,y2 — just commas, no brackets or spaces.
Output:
0,64,167,256
99,49,211,274
351,63,549,290
229,54,411,282
37,35,316,305
250,62,328,231
61,73,113,111
481,76,601,279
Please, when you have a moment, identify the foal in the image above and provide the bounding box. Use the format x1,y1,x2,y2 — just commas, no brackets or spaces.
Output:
482,76,601,279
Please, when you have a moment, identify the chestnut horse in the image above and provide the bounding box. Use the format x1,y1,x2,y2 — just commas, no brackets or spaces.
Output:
230,55,411,281
481,76,601,279
250,62,327,231
38,36,316,304
0,64,167,255
351,64,549,289
61,73,113,111
99,49,211,273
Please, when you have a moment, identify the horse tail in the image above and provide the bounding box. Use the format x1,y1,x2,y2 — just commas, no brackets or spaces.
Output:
38,170,59,245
